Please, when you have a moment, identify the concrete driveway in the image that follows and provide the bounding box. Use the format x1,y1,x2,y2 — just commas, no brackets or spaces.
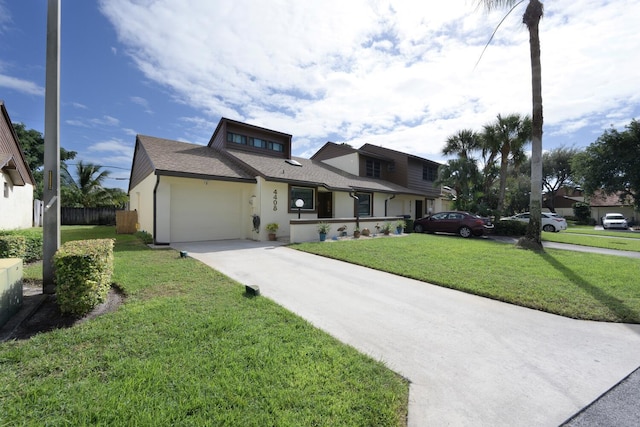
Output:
172,240,640,426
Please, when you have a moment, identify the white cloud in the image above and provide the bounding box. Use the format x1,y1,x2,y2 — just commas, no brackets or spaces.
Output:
90,115,120,126
0,74,44,96
99,0,640,159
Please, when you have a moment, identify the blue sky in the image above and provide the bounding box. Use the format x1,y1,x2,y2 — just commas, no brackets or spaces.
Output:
1,0,639,191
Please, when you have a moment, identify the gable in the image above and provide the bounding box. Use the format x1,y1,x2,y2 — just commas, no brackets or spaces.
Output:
0,102,34,187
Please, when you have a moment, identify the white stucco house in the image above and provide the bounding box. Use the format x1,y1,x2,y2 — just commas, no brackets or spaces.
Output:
128,118,435,244
0,101,35,230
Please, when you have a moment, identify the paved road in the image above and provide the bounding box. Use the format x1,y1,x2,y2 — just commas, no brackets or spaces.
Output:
172,240,640,427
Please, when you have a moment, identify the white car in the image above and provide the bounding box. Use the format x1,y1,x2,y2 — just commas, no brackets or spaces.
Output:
502,212,568,232
602,213,628,229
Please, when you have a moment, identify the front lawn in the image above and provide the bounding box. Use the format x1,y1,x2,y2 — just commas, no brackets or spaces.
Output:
1,227,408,426
293,234,640,323
543,231,640,252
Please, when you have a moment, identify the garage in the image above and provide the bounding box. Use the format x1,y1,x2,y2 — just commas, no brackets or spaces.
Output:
169,180,245,242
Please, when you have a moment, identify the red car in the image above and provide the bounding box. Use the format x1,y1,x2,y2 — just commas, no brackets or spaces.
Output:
413,211,493,238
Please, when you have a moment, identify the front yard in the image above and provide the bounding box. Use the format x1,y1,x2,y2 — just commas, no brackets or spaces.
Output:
0,227,408,426
294,233,640,323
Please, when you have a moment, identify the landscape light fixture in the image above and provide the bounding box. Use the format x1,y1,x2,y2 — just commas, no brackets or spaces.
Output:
295,198,304,219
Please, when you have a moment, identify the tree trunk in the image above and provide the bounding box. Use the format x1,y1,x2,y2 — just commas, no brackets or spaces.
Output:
518,0,544,251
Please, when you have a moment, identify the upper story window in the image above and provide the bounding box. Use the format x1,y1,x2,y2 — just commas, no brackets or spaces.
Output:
228,131,284,153
366,159,381,178
422,164,437,182
227,132,247,145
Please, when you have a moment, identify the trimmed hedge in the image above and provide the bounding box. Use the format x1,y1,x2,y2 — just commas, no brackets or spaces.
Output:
493,220,527,236
0,230,43,262
54,239,115,316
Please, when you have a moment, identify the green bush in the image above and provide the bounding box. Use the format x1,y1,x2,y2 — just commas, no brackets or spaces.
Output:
0,229,43,262
493,220,527,236
572,202,592,225
134,230,153,244
54,239,115,316
0,234,27,259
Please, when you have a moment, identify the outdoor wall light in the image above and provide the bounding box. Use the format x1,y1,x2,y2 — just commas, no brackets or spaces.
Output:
295,198,304,219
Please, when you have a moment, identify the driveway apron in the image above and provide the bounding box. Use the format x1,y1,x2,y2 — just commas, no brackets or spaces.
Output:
172,240,640,427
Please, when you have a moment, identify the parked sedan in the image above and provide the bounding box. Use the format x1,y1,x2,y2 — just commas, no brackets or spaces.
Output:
413,211,493,238
602,213,628,229
501,212,568,232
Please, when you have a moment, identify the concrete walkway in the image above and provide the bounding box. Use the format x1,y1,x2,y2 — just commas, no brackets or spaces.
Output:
172,240,640,427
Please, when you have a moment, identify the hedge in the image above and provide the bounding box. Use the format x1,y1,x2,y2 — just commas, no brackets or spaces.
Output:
54,239,115,316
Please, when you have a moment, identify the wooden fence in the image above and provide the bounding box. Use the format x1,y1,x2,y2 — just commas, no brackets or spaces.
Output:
61,207,116,226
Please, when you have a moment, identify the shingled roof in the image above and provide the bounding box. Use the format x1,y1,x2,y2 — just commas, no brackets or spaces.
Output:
129,135,256,190
130,135,422,195
227,148,423,194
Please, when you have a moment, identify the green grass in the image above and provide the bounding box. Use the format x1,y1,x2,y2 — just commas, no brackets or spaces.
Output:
541,225,640,252
293,234,640,323
1,227,408,426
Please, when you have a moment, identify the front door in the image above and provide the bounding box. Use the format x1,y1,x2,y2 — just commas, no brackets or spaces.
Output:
415,200,423,219
318,192,333,218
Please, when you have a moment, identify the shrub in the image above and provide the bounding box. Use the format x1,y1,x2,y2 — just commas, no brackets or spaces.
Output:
134,230,153,244
54,239,115,316
0,229,43,262
0,234,26,259
572,202,592,225
493,220,527,236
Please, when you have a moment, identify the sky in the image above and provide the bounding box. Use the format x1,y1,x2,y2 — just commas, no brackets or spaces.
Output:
1,0,639,191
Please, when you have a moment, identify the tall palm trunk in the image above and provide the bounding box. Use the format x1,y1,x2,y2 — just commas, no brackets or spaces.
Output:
522,0,543,247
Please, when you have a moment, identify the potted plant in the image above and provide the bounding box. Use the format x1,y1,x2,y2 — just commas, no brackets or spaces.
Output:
396,219,406,235
353,226,361,238
361,227,370,236
266,222,279,241
380,222,393,235
317,222,331,241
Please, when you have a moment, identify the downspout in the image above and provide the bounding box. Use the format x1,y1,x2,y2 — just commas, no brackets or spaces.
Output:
153,175,160,245
385,194,396,216
349,192,360,229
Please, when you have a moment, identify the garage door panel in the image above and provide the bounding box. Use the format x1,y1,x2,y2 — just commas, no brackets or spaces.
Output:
170,183,243,242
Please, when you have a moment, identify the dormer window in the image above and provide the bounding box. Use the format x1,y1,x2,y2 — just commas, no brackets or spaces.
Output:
366,159,381,178
227,132,247,145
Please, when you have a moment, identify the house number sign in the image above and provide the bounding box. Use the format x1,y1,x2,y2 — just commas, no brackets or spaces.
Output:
273,189,278,211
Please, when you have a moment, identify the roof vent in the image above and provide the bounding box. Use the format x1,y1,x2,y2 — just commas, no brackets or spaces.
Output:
285,159,302,167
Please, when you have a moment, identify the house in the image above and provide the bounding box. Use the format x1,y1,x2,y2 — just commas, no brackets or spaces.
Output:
312,142,448,218
0,101,35,230
542,187,584,217
128,118,424,244
588,190,637,225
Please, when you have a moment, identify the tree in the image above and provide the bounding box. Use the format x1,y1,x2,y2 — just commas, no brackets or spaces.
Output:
12,122,77,199
436,158,483,212
541,147,579,212
478,0,545,249
572,119,640,211
481,113,531,215
63,161,114,207
442,129,482,160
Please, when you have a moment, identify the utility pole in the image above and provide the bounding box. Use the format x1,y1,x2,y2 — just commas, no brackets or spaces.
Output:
43,0,60,293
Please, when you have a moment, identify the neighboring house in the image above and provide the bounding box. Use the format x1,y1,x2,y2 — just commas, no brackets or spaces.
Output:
588,190,637,225
312,142,447,219
0,101,35,230
128,118,423,244
542,187,584,217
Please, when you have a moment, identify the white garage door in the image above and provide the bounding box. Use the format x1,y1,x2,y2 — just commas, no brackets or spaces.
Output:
170,182,243,242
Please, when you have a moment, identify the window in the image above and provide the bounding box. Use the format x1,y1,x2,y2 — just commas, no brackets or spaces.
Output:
366,159,381,178
355,192,372,217
250,137,267,148
269,141,284,152
3,182,8,198
227,132,247,145
422,164,437,181
290,186,315,211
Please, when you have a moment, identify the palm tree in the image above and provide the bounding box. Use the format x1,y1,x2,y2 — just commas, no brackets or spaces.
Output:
64,161,113,207
436,158,483,212
482,114,531,215
478,0,544,249
442,129,481,160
